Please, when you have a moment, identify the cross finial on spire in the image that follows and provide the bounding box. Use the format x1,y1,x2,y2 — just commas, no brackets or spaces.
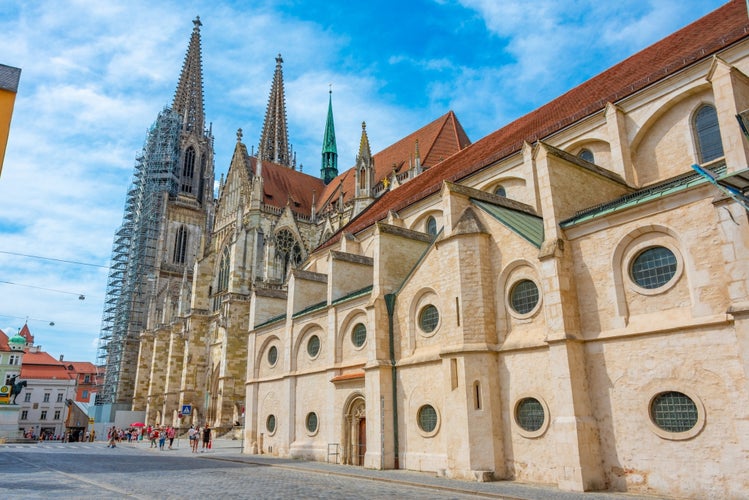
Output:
276,53,283,65
329,83,332,94
193,16,202,28
237,128,243,142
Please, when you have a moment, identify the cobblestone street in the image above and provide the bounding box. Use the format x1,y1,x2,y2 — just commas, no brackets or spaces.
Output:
0,439,667,500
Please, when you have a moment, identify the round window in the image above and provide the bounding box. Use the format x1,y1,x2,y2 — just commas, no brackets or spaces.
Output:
515,397,545,432
510,279,539,315
307,335,320,357
305,412,318,433
630,246,677,289
266,414,276,433
650,391,698,433
352,323,367,348
419,305,439,333
267,345,278,366
417,404,438,433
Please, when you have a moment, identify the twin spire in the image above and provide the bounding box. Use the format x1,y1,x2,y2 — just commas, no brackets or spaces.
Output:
172,17,205,134
173,20,343,184
258,54,295,169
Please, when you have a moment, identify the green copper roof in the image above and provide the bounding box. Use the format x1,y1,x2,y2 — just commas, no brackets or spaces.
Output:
322,92,337,155
560,163,727,228
321,91,338,184
472,199,544,248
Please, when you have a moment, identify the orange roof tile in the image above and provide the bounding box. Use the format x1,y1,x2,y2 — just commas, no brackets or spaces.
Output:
255,156,326,217
20,350,73,380
318,0,749,250
0,330,9,351
315,111,471,214
19,323,34,344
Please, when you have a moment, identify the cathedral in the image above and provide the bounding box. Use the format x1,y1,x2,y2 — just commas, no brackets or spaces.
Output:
109,1,749,497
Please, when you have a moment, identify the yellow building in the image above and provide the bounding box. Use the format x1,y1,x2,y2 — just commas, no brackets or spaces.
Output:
0,64,21,177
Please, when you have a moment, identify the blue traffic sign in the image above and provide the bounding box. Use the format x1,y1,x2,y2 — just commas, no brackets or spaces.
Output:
181,404,192,415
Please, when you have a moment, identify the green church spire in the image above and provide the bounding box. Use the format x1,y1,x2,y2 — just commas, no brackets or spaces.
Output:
321,89,338,184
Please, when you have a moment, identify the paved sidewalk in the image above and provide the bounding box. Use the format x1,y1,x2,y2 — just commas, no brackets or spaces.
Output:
122,439,668,500
127,438,665,500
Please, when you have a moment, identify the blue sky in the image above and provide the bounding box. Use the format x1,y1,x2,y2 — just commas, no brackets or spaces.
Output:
0,0,728,363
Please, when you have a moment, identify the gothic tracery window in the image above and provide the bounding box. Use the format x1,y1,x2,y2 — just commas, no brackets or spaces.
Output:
275,228,303,279
693,104,724,164
173,225,188,264
181,146,195,193
218,246,230,292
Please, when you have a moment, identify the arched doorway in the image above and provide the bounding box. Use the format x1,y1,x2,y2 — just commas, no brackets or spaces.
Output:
343,394,366,466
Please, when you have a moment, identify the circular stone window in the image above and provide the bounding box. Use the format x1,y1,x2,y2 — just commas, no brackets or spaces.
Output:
307,335,320,358
267,345,278,366
305,412,318,434
351,323,367,348
417,404,438,434
514,396,549,438
266,414,276,434
510,279,540,315
419,305,439,333
650,391,699,434
630,246,677,290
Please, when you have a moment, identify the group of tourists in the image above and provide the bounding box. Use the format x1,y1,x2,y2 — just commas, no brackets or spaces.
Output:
102,423,213,452
145,425,177,450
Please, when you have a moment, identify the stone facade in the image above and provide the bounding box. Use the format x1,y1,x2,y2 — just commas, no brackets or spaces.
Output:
239,3,749,498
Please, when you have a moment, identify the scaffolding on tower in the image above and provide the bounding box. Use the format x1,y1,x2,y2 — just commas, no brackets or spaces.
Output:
96,108,182,405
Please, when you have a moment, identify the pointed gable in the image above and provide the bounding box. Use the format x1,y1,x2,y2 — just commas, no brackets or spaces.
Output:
19,323,33,345
315,111,471,214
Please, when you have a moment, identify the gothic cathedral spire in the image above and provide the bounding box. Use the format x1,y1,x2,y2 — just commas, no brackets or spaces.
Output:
321,89,338,184
258,54,294,169
172,17,205,134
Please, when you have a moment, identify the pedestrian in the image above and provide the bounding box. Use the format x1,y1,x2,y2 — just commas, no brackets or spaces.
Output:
201,424,211,452
158,427,167,450
188,425,198,453
150,428,158,448
107,427,117,448
167,426,175,449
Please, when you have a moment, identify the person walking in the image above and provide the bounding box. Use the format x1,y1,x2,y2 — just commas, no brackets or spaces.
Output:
158,427,167,450
167,426,175,450
201,424,211,452
188,425,198,453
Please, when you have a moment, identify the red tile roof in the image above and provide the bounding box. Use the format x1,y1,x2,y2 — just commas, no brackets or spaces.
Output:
256,157,326,217
315,111,471,214
317,0,749,250
19,323,34,344
20,350,73,380
0,330,9,351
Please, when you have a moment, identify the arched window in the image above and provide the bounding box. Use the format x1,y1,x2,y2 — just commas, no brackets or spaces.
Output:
425,216,437,237
693,104,724,164
359,167,366,189
578,148,594,163
275,229,303,279
217,246,230,292
493,185,506,197
181,146,195,193
173,225,188,264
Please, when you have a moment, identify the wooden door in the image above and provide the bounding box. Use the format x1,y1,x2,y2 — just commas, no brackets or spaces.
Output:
357,418,366,465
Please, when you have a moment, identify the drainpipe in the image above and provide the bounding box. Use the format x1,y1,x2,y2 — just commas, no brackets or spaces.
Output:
384,293,399,469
